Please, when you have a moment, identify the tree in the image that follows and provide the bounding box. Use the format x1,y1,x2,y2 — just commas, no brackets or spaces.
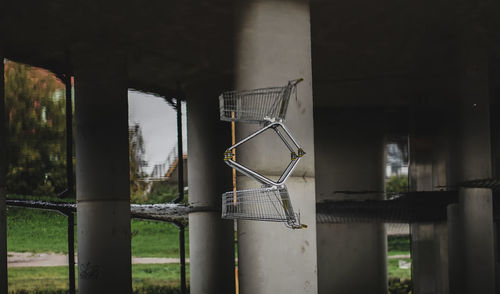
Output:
4,61,66,196
129,123,149,202
386,175,408,197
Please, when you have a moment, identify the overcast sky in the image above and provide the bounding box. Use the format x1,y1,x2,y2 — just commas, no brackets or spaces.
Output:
128,90,187,174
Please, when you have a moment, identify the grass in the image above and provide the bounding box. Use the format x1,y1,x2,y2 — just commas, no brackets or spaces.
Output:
7,207,189,258
8,264,188,293
7,200,190,292
8,266,71,293
388,258,412,280
7,207,72,253
387,236,411,283
131,219,189,258
388,236,410,253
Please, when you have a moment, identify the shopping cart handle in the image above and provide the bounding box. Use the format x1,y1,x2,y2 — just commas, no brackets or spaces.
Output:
292,224,308,230
289,78,304,86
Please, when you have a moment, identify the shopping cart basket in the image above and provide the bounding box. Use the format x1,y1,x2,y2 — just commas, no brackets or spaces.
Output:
219,79,303,124
222,186,304,229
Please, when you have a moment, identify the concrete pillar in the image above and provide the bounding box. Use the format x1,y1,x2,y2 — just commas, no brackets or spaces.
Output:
74,48,131,294
186,82,235,294
315,109,387,294
411,222,449,294
409,124,450,294
459,188,494,293
434,223,449,294
0,53,7,294
447,203,464,294
234,1,317,293
455,15,495,294
411,224,437,294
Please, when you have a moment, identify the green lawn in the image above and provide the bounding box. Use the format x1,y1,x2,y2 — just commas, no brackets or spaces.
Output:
387,236,411,284
7,206,189,257
7,207,189,293
388,258,412,280
388,236,410,253
7,207,71,253
8,264,188,293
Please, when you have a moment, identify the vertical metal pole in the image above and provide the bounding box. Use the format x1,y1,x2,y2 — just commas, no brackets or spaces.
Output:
179,224,186,294
174,99,184,204
0,55,8,294
67,212,76,294
65,75,74,197
174,97,187,293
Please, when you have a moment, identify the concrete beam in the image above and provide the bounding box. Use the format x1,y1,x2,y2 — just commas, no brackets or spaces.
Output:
186,82,235,294
74,48,131,294
234,1,317,293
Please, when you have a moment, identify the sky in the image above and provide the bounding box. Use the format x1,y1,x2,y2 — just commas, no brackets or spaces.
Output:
128,90,187,174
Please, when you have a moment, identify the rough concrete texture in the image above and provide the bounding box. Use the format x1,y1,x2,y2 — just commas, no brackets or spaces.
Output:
456,15,495,294
234,1,317,293
74,48,129,202
447,204,464,294
408,128,450,294
186,83,235,294
189,212,235,294
459,188,495,294
411,223,449,294
314,109,387,294
77,201,131,294
316,222,387,293
74,50,132,294
237,176,317,294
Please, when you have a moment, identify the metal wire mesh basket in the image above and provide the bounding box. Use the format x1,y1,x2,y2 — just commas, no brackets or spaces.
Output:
219,79,302,124
221,186,303,228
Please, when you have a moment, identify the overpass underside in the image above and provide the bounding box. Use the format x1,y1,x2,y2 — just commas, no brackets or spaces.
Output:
2,0,500,293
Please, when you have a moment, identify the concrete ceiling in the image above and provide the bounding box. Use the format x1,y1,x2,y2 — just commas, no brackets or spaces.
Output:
2,0,499,102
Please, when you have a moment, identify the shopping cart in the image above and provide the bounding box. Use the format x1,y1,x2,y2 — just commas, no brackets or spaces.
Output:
219,79,303,124
222,186,303,229
219,79,307,229
223,121,305,187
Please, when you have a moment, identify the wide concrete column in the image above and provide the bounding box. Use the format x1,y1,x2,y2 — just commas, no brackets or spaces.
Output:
234,1,317,293
74,48,131,294
409,122,450,294
315,109,387,294
0,53,7,294
447,204,464,294
411,223,449,294
186,82,235,294
455,18,495,294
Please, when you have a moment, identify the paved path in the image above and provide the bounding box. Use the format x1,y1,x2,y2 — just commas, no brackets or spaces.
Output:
388,254,411,259
8,251,408,267
7,252,188,268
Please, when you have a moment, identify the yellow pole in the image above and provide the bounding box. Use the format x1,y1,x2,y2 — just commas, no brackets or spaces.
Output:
231,112,237,204
231,112,239,294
